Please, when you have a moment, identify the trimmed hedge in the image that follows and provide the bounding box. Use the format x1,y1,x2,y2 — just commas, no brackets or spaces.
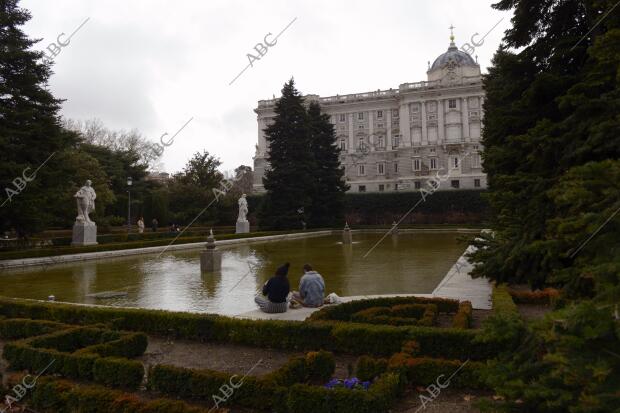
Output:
492,285,519,315
0,229,322,260
3,325,147,389
0,318,68,339
150,351,403,413
351,304,437,327
386,354,485,388
344,190,489,225
452,301,473,329
29,378,216,412
309,296,460,322
507,287,560,305
0,297,502,360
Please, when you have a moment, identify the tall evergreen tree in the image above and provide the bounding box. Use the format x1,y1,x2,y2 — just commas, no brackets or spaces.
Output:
468,0,620,411
307,101,348,227
0,0,78,235
259,79,316,229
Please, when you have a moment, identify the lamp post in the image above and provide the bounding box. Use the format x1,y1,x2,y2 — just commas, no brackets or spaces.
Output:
127,177,133,232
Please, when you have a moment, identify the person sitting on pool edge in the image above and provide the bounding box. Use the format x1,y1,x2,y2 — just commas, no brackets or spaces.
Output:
292,264,325,308
254,262,290,313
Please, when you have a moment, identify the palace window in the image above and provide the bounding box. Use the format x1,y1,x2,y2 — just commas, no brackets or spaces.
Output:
358,112,364,120
430,158,438,170
377,110,383,118
413,158,421,171
358,137,365,149
377,162,385,175
449,99,457,109
378,136,385,148
474,179,481,188
377,123,384,129
414,181,421,189
394,162,399,173
413,149,420,155
358,185,366,192
340,139,346,151
453,157,459,168
451,180,460,189
430,147,436,153
379,184,385,192
392,109,399,118
358,124,365,129
472,153,481,168
358,164,365,176
393,136,400,148
339,114,346,122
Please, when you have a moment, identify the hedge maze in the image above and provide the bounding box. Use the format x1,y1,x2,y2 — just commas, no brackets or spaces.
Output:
0,293,514,412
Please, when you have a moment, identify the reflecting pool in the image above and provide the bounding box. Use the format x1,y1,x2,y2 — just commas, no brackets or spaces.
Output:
0,232,467,316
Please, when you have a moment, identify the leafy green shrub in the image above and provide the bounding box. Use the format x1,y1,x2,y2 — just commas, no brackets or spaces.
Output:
386,353,485,388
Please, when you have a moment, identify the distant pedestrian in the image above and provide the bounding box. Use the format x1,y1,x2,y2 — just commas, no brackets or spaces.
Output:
137,217,145,234
151,218,158,232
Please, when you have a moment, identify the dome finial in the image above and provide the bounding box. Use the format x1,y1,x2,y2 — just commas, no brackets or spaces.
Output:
449,24,456,43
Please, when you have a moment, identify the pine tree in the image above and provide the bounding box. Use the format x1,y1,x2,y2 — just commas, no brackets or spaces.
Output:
307,101,348,227
259,79,316,229
0,0,78,235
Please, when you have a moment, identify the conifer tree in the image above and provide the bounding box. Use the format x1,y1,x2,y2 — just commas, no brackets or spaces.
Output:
307,101,348,227
0,0,78,235
259,79,316,229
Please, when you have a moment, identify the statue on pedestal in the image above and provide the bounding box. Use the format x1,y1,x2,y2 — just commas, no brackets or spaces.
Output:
237,194,248,222
74,180,97,224
72,180,98,246
236,194,250,234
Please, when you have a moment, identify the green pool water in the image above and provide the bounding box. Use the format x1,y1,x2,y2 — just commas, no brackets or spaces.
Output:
0,232,467,316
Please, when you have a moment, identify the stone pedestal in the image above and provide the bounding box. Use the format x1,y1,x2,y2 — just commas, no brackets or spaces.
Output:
200,230,222,272
236,220,250,234
342,222,352,244
200,249,222,272
72,222,98,246
390,221,399,237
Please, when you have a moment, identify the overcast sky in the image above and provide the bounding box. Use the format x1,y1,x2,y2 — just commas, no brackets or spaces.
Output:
21,0,513,174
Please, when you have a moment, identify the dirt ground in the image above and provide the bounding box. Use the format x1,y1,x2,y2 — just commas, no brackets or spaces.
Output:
517,303,552,321
393,387,491,413
139,335,358,378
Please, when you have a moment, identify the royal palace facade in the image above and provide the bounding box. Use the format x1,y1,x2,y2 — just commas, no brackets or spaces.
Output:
253,35,486,193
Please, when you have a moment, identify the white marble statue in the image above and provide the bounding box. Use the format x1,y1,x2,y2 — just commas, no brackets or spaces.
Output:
74,180,97,223
237,194,248,222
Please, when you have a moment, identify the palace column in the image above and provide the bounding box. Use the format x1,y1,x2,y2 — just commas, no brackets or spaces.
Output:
399,103,410,147
421,101,427,145
368,109,374,151
461,97,469,141
437,99,445,144
386,109,393,149
348,113,355,153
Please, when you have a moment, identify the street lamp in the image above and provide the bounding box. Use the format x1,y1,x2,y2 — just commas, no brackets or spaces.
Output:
127,177,133,232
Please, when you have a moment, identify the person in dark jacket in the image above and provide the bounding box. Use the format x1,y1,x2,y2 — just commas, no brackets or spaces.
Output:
254,263,290,313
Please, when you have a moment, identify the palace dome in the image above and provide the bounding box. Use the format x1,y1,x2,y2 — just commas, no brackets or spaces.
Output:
429,40,477,71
